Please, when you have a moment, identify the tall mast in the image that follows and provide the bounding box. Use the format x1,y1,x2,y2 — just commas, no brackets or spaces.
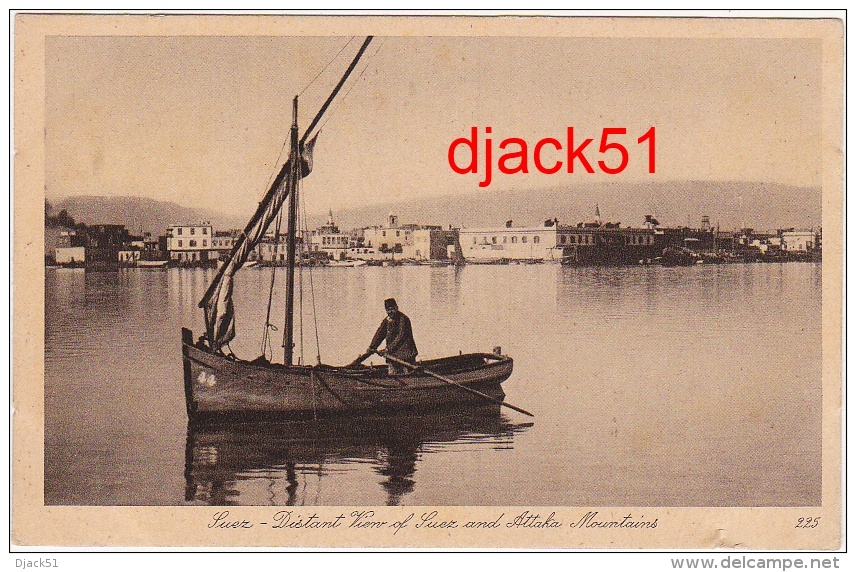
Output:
283,96,300,365
283,36,373,365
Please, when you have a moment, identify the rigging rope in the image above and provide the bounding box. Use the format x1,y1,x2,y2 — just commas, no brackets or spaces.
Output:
260,207,285,359
298,36,357,97
298,172,323,365
307,241,322,366
251,115,291,360
261,140,290,208
250,37,377,363
298,37,381,365
314,38,385,135
297,177,305,366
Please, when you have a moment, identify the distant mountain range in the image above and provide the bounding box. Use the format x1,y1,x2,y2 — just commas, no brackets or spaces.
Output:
52,181,821,236
51,196,247,236
326,180,821,233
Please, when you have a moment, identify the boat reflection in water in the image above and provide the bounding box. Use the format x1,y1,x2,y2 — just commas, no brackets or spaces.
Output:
184,404,532,506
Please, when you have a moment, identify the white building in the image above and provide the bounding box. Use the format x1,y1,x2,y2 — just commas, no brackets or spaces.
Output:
362,213,414,254
359,213,445,261
460,222,561,262
257,238,289,264
211,231,237,259
749,239,769,253
166,223,215,264
308,210,352,260
781,230,816,252
402,228,448,261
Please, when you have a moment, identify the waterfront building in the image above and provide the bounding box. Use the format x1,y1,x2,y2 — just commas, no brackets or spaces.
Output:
211,230,239,261
344,246,380,259
308,210,352,261
749,238,769,254
781,229,817,252
140,232,167,261
45,227,67,263
50,228,86,266
166,223,216,266
359,213,445,261
402,228,451,261
553,212,719,265
658,228,715,250
255,232,324,266
85,224,129,271
49,227,82,261
460,220,561,262
362,213,412,254
257,233,290,265
556,220,657,265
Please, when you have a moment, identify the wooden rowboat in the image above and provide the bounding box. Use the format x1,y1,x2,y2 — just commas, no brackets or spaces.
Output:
183,328,513,421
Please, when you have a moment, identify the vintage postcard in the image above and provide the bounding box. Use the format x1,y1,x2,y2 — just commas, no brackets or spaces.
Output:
12,13,843,550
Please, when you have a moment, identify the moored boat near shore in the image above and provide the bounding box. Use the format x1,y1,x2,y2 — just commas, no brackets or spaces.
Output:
137,260,168,268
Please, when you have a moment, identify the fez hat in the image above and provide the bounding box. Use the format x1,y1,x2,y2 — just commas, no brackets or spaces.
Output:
384,298,398,310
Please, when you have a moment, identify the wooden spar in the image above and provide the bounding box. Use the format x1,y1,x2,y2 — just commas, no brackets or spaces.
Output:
378,353,535,417
198,159,290,309
300,36,374,146
282,97,300,365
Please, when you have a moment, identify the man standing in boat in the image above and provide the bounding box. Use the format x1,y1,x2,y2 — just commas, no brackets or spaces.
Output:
368,298,418,375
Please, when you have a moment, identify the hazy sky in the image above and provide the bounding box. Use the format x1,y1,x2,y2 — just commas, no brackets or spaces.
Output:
45,34,822,219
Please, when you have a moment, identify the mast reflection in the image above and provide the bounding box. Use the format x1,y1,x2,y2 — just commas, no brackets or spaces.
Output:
184,405,532,506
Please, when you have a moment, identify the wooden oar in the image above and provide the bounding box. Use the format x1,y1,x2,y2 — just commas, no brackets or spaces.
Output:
346,350,374,368
377,352,534,417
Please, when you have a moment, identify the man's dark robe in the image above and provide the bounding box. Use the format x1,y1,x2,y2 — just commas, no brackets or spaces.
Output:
370,311,418,363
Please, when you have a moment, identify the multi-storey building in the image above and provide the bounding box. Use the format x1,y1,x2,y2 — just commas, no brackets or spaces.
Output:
362,213,412,254
402,228,450,261
307,210,352,261
166,223,215,266
460,220,561,263
211,230,239,261
358,213,446,261
556,222,659,265
781,229,817,252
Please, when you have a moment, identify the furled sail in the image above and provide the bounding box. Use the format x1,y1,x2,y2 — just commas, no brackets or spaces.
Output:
199,134,317,352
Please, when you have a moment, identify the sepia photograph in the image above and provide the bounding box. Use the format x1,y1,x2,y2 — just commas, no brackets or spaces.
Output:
13,13,843,550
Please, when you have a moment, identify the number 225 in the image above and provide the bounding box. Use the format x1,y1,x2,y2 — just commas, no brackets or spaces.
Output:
796,517,820,528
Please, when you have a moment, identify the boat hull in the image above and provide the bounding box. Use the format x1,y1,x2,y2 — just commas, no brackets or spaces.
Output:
182,329,513,420
137,260,169,268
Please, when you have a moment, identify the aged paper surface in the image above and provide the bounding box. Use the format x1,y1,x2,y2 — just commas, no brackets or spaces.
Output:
13,14,843,549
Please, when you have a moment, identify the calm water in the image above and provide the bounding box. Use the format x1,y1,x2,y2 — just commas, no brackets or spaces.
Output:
45,263,822,506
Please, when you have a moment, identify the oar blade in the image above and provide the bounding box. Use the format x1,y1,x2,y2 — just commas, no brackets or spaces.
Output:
379,351,534,418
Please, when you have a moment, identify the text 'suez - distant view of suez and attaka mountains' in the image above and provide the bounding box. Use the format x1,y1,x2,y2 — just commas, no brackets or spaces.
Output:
45,180,822,269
